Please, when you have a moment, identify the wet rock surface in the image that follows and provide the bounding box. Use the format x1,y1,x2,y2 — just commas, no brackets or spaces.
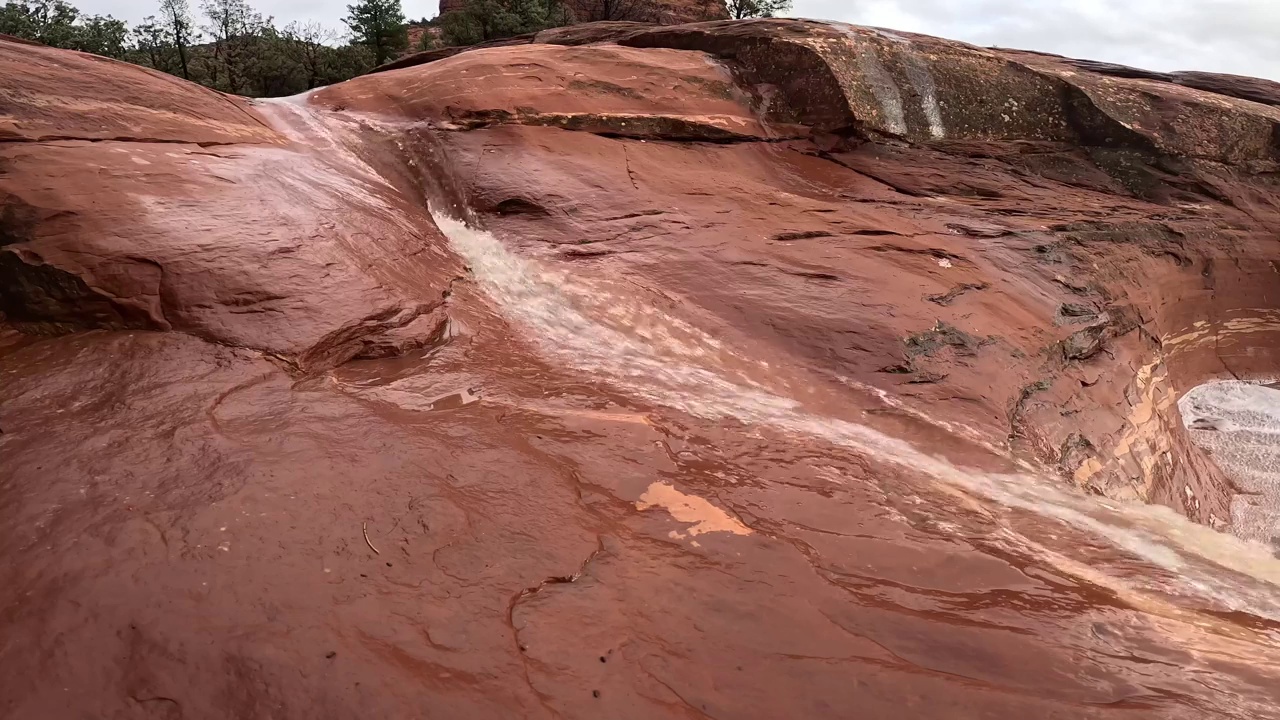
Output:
5,20,1280,719
1182,381,1280,545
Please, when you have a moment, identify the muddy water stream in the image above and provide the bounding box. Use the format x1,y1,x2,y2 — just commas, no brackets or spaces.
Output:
4,98,1280,719
340,98,1280,713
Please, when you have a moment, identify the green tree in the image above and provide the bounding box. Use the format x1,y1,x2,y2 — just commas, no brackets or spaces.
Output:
0,0,371,96
724,0,790,19
328,41,374,80
0,0,126,57
282,21,338,89
130,15,174,71
159,0,196,78
248,24,308,96
0,0,79,47
200,0,265,93
439,0,570,46
343,0,406,66
0,1,33,37
72,12,127,56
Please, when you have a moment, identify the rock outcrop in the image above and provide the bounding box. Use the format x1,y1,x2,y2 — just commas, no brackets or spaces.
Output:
332,19,1280,523
0,38,463,372
4,19,1280,720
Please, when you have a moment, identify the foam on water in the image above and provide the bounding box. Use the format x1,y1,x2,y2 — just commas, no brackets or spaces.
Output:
432,212,1280,624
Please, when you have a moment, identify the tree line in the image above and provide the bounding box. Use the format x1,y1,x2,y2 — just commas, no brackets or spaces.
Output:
0,0,791,97
436,0,789,46
1,0,384,96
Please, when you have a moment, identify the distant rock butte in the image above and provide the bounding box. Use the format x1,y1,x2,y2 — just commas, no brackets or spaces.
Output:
4,19,1280,719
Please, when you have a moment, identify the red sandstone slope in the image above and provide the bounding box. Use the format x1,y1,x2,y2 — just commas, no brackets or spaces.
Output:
4,20,1280,720
313,21,1280,521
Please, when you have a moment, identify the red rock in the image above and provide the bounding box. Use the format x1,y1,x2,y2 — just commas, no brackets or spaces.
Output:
405,22,442,51
1171,70,1280,107
0,47,464,371
0,38,276,145
5,19,1280,719
323,43,790,142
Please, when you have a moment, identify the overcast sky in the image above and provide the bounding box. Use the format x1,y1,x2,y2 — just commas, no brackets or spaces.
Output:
82,0,1280,81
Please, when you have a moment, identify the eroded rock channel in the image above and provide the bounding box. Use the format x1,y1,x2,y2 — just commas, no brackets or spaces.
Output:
4,19,1280,719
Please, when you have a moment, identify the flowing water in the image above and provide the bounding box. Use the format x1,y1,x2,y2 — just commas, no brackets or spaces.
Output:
429,211,1280,623
7,95,1280,718
296,99,1280,708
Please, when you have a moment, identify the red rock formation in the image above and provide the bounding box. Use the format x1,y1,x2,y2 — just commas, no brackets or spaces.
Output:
0,38,462,370
405,22,440,49
350,20,1280,520
5,19,1280,719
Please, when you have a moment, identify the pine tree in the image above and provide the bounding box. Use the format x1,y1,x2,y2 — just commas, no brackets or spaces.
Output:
343,0,406,66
